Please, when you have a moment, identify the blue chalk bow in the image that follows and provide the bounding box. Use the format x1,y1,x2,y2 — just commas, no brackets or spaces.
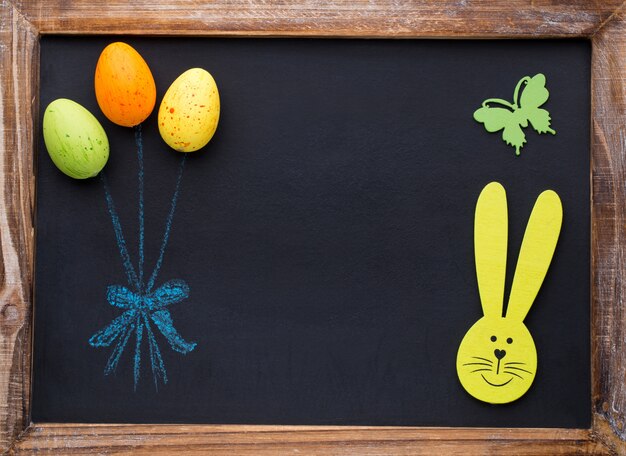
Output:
89,279,197,389
92,129,190,390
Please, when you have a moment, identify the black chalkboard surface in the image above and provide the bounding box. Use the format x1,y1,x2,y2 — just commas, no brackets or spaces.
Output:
33,37,590,427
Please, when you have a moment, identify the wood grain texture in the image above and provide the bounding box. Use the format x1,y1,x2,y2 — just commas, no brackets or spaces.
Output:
0,0,37,453
592,5,626,454
11,425,610,455
1,0,626,454
11,0,626,37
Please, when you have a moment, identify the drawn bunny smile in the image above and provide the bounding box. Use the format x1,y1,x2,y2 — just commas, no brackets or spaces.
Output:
456,182,562,404
482,376,511,387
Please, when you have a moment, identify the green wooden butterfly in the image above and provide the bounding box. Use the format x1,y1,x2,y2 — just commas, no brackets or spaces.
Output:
473,74,556,156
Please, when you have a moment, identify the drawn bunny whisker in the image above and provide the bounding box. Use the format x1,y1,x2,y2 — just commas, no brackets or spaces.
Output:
465,357,535,381
504,365,533,375
471,356,493,364
503,370,524,380
470,368,493,374
463,362,493,368
463,356,498,375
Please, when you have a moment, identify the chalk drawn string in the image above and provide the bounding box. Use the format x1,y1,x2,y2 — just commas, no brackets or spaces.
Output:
136,124,145,290
100,173,140,291
147,155,187,293
90,126,195,390
134,314,143,385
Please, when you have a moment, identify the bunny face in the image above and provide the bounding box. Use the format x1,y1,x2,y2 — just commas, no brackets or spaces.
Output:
457,316,537,404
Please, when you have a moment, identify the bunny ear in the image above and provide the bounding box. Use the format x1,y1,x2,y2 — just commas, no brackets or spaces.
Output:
506,190,562,322
475,182,508,318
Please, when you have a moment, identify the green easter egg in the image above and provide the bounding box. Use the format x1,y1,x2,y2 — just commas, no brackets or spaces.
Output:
43,98,109,179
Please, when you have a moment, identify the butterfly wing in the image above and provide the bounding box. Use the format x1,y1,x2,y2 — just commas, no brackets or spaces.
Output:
523,107,556,135
519,74,549,109
474,105,526,155
502,123,526,156
474,105,512,133
519,74,556,135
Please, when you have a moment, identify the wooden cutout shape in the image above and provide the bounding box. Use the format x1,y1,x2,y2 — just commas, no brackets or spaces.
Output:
474,74,556,155
456,182,562,404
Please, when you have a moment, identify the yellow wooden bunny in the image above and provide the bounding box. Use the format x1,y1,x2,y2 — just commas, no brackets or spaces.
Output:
456,182,562,404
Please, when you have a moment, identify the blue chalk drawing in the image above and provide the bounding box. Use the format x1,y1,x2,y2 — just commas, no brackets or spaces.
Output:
137,125,145,289
89,126,194,390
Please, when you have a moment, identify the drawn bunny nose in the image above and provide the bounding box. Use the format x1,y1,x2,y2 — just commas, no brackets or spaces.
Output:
494,349,506,360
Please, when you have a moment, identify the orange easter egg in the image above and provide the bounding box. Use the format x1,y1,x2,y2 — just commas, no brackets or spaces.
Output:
94,42,156,127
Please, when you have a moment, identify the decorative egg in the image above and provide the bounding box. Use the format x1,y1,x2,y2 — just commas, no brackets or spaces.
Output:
95,42,156,127
158,68,220,152
43,98,109,179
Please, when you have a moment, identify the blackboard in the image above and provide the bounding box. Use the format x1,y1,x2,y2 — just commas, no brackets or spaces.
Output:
32,37,590,427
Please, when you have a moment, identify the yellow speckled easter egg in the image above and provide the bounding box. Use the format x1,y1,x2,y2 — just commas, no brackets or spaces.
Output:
158,68,220,152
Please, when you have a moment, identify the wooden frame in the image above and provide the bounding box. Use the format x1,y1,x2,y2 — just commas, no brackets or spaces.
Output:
1,1,625,454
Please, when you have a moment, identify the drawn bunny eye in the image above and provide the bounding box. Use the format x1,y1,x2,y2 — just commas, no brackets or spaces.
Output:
507,337,513,344
490,335,497,342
